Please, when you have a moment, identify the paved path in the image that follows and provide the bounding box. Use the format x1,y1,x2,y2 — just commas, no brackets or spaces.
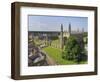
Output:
42,51,57,65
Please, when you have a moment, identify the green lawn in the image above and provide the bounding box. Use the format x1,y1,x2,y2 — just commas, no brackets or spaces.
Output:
42,46,77,65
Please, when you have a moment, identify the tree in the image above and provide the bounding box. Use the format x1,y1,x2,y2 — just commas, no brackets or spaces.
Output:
62,36,82,63
83,32,87,37
83,32,88,44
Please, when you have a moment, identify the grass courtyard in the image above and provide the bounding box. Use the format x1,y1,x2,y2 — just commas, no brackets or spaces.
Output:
43,46,77,65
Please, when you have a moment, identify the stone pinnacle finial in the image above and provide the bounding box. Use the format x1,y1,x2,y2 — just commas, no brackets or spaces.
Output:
68,23,71,34
82,28,84,33
61,24,63,31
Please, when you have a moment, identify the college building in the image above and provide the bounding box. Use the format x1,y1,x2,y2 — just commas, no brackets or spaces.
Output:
28,23,84,49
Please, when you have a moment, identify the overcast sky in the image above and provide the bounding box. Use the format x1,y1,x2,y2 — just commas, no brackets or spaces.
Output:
28,15,88,32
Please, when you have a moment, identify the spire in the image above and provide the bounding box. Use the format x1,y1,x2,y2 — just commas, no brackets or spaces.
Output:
77,28,79,32
60,24,64,50
68,23,71,34
82,28,84,33
61,24,63,32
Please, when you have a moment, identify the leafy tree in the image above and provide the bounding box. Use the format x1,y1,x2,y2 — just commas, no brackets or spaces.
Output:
62,36,82,63
83,32,87,37
84,37,88,44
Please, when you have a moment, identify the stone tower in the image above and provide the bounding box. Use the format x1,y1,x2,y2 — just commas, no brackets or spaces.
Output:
77,28,79,33
68,23,71,35
60,24,64,50
82,28,84,33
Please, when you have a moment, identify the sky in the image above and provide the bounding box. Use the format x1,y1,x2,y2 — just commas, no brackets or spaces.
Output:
28,15,88,32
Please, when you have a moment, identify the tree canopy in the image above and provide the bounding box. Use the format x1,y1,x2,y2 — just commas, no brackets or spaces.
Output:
62,36,82,63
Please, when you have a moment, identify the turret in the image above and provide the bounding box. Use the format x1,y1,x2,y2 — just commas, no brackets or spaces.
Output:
60,24,64,50
68,23,71,35
82,28,84,33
